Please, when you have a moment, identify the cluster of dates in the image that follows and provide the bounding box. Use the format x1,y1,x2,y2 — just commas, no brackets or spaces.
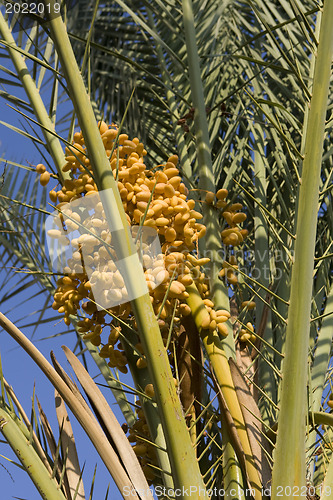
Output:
40,122,251,360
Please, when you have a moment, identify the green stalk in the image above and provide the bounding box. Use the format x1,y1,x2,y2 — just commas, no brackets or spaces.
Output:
181,0,245,492
121,326,174,492
43,2,205,495
146,9,192,180
271,2,333,497
181,0,213,193
181,0,235,361
222,420,247,500
186,283,262,498
130,296,205,493
1,376,53,476
0,407,67,500
251,82,275,423
301,9,323,482
0,12,67,181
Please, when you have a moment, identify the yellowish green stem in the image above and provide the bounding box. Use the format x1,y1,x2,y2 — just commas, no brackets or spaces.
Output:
186,283,262,498
121,326,174,492
181,0,235,360
0,406,67,500
222,415,247,500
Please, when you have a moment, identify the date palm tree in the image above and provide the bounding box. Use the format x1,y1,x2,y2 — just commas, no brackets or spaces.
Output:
0,0,333,499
